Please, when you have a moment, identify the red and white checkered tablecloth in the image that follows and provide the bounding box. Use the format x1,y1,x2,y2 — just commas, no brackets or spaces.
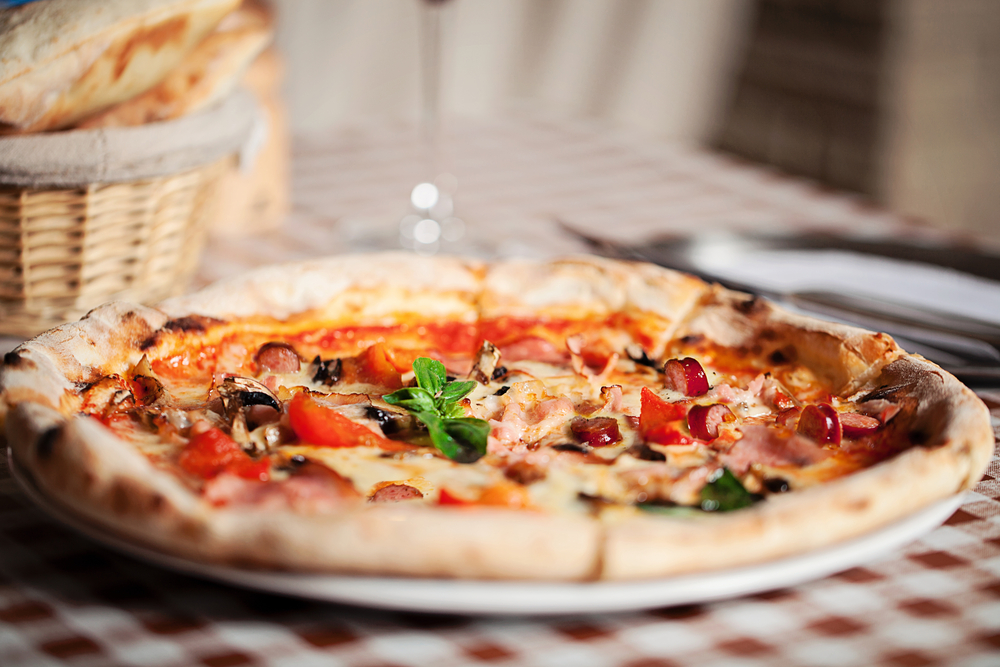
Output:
2,116,998,667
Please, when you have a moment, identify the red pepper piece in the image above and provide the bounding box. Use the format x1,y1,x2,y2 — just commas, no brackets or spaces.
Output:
179,427,270,481
639,386,689,444
288,392,398,449
438,489,470,505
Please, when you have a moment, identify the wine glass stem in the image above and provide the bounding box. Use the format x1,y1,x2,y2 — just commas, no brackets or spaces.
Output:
420,0,444,183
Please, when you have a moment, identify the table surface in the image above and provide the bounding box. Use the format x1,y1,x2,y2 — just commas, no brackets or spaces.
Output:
2,115,999,667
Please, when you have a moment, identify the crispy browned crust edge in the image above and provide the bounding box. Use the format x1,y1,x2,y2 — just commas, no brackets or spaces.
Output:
1,254,993,581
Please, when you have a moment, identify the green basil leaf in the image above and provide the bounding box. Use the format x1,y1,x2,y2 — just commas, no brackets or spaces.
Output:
413,411,462,460
442,417,490,455
440,401,468,419
699,468,758,512
413,357,446,394
637,504,703,518
382,387,436,413
440,380,476,403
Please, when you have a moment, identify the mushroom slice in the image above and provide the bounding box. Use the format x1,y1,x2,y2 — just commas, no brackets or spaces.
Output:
129,354,166,406
216,377,281,453
248,422,283,453
470,340,501,384
217,376,281,412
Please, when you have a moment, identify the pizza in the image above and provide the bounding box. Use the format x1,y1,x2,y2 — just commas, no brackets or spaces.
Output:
0,254,993,581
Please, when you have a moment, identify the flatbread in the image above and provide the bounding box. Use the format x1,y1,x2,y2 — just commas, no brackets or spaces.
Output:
76,0,272,129
0,254,993,581
0,0,241,132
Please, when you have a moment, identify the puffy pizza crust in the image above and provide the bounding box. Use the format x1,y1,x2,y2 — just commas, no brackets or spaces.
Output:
1,254,993,581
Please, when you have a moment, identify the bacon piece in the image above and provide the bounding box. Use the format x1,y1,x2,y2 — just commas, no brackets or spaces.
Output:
721,425,832,474
566,334,619,382
570,416,622,447
858,399,902,425
369,483,424,503
687,404,735,441
255,342,301,374
601,384,624,412
749,373,797,410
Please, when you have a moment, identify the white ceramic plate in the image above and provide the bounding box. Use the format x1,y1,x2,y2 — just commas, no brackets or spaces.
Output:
9,448,961,615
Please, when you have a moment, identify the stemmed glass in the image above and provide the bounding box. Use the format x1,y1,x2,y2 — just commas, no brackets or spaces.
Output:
397,0,467,255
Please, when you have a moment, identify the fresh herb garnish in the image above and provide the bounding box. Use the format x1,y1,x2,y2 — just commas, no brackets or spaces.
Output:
699,468,758,511
383,358,490,463
638,467,759,515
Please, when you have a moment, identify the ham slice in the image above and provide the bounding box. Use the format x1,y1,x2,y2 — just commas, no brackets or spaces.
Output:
203,461,358,511
721,425,831,474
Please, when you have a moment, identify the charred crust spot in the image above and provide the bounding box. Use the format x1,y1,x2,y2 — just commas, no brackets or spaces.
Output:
139,334,160,351
758,328,780,341
35,426,61,460
679,334,704,346
861,382,914,402
163,315,225,334
769,345,797,365
2,351,35,370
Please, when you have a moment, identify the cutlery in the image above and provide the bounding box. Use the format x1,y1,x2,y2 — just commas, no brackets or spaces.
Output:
562,224,1000,384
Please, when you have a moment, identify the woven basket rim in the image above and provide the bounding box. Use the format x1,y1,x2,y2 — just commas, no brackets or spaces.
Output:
0,89,261,188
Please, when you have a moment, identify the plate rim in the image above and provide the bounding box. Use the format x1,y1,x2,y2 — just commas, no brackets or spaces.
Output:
7,446,963,615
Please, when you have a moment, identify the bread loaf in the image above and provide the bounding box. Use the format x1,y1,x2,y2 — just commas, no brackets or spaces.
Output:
0,0,241,132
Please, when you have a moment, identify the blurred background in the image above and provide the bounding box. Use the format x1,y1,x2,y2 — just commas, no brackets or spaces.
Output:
272,0,1000,238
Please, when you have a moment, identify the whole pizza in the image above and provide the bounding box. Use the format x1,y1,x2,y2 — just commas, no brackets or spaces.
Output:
0,254,992,581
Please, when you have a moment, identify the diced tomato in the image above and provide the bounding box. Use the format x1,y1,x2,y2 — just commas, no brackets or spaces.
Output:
438,489,470,505
288,392,397,449
179,427,270,481
340,343,403,389
639,387,689,444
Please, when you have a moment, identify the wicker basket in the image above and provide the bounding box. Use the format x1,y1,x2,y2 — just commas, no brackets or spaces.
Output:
0,159,230,336
0,91,259,337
